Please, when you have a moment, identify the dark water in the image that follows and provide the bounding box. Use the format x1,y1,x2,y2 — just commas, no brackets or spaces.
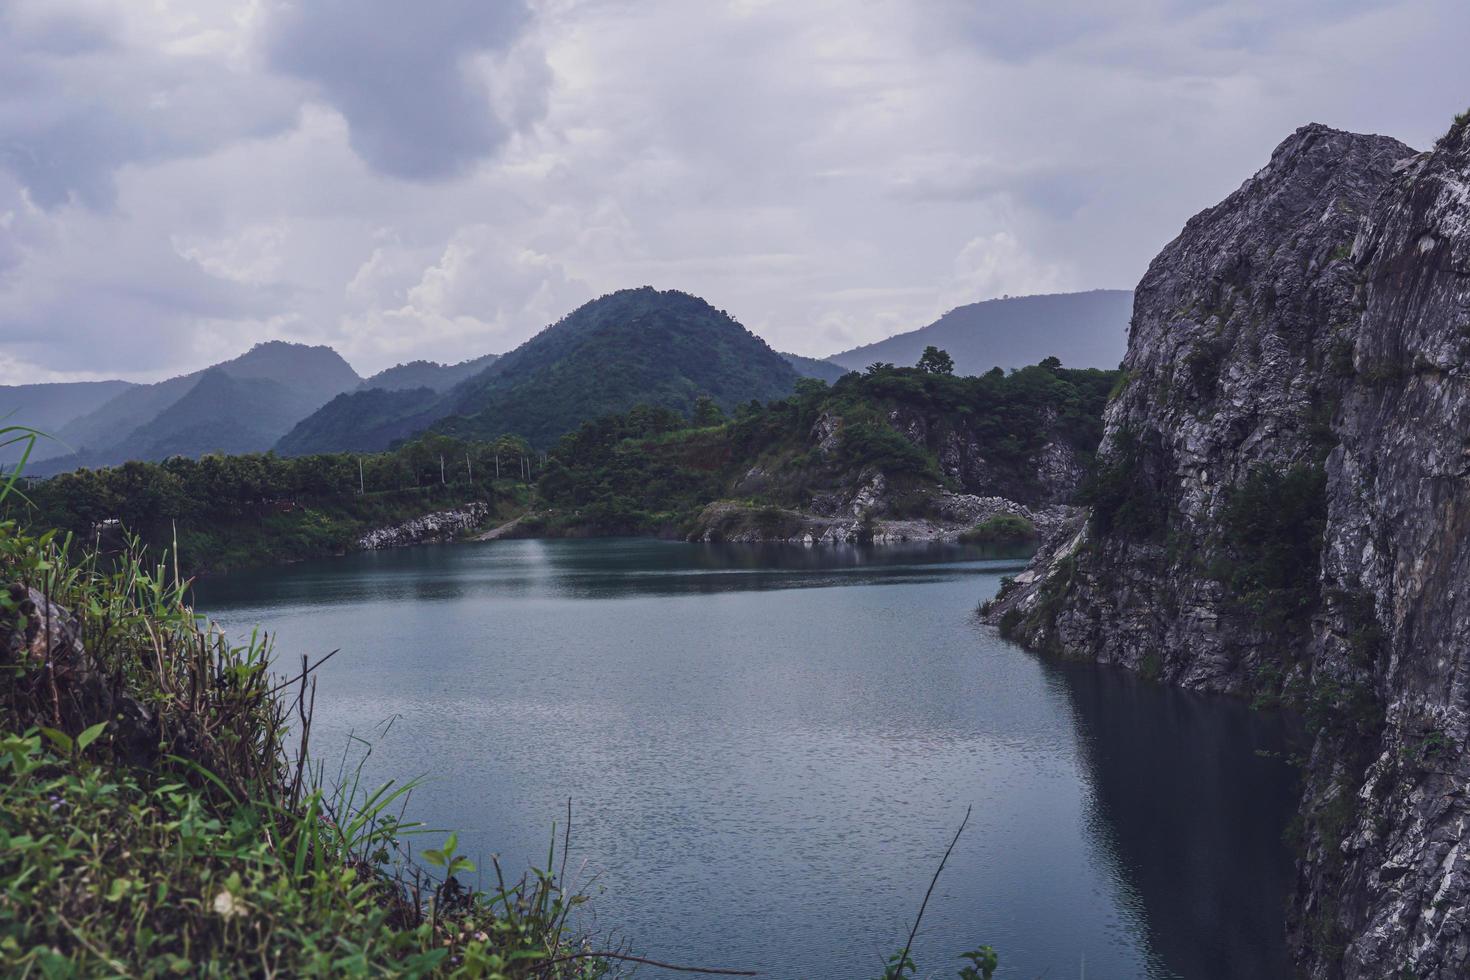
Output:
194,538,1299,980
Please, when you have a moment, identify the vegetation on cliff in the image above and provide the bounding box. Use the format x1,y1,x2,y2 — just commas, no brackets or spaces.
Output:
530,357,1116,536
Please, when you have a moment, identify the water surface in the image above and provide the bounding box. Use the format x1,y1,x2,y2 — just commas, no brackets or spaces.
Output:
196,538,1298,980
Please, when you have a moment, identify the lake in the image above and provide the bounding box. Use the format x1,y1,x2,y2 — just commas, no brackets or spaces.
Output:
193,538,1299,980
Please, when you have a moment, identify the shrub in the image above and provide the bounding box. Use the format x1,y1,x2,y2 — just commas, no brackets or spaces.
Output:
1215,463,1327,632
959,513,1037,547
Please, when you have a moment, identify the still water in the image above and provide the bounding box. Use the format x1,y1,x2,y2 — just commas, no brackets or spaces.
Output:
194,538,1298,980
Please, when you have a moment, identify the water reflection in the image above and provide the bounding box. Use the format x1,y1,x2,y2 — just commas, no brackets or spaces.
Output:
193,538,1296,979
1043,660,1301,979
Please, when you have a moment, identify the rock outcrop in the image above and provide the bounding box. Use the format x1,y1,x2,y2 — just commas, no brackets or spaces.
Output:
987,118,1470,978
357,503,492,550
689,496,1073,545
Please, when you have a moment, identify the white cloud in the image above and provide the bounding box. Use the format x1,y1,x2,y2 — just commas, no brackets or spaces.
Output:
1,0,1468,382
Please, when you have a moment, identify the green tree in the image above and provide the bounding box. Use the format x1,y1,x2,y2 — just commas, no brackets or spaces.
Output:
691,395,726,428
917,346,955,375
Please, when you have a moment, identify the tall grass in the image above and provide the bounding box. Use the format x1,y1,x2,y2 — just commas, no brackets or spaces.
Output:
0,497,608,976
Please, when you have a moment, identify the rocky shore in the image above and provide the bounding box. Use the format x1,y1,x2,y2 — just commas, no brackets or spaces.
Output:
356,502,493,550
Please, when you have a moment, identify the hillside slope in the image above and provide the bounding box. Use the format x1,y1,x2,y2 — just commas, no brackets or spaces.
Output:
987,121,1470,979
829,290,1132,374
279,288,804,454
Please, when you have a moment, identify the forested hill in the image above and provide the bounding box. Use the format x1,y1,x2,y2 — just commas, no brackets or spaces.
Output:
278,287,804,455
531,356,1119,536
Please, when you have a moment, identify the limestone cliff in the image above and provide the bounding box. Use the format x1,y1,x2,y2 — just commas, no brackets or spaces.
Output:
987,118,1470,978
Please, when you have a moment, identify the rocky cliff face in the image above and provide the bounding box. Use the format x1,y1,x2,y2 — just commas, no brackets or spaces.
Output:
987,119,1470,978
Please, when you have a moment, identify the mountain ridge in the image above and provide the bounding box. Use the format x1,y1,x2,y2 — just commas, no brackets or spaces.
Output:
828,289,1132,374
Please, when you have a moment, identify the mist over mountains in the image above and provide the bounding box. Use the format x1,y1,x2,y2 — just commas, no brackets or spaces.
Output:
2,287,1131,473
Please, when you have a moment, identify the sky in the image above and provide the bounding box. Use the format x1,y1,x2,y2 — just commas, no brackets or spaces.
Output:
1,0,1467,384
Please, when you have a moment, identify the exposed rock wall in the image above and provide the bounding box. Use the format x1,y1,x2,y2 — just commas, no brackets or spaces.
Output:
357,503,491,550
987,120,1470,978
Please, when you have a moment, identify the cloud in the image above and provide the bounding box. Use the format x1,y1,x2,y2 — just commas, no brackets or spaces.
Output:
2,0,1470,384
0,0,299,209
263,0,544,180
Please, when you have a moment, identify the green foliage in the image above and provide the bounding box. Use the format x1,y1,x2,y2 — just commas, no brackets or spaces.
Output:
534,362,1120,535
1078,426,1166,540
5,436,528,575
0,521,603,978
1214,463,1327,631
691,395,726,428
440,288,801,449
916,346,955,375
958,513,1037,547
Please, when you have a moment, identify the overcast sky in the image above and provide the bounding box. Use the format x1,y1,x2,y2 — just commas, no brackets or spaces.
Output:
1,0,1466,383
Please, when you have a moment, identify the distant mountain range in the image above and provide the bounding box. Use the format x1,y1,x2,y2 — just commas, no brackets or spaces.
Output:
4,287,1132,473
827,289,1132,374
0,380,136,464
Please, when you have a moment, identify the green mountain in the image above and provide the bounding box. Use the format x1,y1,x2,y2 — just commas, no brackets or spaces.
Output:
829,289,1133,374
360,354,499,392
111,369,335,460
36,342,362,473
275,386,449,455
278,287,804,454
0,380,137,463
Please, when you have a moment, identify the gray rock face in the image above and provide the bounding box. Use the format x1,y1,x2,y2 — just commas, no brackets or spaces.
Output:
357,503,492,550
987,120,1470,978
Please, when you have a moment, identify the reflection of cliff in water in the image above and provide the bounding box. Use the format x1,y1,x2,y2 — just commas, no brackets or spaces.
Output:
1043,659,1302,980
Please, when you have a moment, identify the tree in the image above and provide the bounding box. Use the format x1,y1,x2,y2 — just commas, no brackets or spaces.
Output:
691,395,726,428
917,346,955,375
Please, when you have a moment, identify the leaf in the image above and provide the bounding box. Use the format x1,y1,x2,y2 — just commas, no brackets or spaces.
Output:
76,722,108,752
39,727,73,754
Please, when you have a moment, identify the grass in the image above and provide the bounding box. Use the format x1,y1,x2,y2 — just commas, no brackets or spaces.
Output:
0,494,604,976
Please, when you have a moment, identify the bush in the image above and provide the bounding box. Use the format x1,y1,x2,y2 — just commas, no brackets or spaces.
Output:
959,513,1037,547
1215,463,1327,631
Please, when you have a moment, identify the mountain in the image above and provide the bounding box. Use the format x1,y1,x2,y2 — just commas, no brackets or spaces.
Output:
360,354,499,393
36,342,361,472
111,369,339,461
275,386,448,455
828,290,1133,374
278,287,804,454
986,122,1470,978
0,380,136,463
779,352,849,383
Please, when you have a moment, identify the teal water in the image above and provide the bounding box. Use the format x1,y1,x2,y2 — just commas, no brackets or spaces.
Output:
194,538,1298,980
